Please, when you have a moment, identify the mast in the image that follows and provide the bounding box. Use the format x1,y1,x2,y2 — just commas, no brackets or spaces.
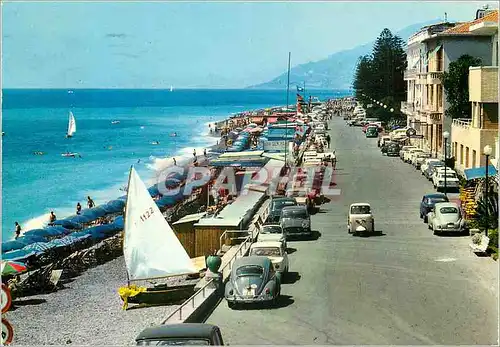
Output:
285,52,291,169
123,165,133,286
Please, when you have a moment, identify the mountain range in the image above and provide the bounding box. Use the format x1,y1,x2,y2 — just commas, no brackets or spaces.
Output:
249,19,442,90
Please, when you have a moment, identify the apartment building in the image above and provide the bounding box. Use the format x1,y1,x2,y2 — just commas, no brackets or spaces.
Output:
451,10,498,175
402,8,497,158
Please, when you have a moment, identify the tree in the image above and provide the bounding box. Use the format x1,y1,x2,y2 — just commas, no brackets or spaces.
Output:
352,28,407,119
441,54,482,119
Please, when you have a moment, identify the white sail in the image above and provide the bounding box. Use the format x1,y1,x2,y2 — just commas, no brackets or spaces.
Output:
170,85,173,92
123,166,196,281
67,112,76,137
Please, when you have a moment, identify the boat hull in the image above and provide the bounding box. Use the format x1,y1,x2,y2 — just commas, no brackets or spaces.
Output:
125,284,196,306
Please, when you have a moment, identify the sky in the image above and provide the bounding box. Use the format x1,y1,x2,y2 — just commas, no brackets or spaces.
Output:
1,1,498,89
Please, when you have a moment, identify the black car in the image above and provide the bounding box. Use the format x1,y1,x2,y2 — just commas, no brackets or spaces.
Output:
419,193,449,222
383,142,400,156
266,196,298,223
280,206,312,239
136,324,224,345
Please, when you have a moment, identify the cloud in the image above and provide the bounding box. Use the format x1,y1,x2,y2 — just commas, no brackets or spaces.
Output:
105,33,127,38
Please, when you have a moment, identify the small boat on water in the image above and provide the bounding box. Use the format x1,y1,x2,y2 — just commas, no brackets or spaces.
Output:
66,111,76,138
170,85,173,92
118,167,198,309
151,141,160,145
61,152,80,158
111,120,120,124
2,132,5,136
33,151,45,155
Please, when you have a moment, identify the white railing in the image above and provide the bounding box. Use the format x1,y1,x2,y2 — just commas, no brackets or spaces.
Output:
452,118,472,129
162,235,253,324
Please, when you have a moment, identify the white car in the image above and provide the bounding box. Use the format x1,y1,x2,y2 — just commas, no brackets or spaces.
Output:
249,241,289,274
413,152,432,169
399,145,416,160
432,169,460,191
258,224,287,249
427,202,467,235
420,158,441,175
404,148,424,163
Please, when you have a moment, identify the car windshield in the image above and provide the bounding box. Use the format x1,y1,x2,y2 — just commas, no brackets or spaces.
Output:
136,339,210,345
351,205,371,214
439,173,457,178
282,209,308,218
418,153,431,157
236,265,264,277
440,207,459,214
250,247,281,257
261,226,282,234
272,200,296,210
430,163,444,168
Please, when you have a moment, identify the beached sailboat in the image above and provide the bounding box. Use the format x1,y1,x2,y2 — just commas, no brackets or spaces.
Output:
66,111,76,138
118,166,199,309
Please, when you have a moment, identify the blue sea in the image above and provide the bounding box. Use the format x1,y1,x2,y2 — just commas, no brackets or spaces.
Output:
1,88,350,240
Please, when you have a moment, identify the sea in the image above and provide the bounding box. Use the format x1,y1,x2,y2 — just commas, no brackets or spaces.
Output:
1,88,350,240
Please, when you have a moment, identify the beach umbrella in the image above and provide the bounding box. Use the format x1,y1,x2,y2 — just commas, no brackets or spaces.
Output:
22,242,55,253
1,260,27,276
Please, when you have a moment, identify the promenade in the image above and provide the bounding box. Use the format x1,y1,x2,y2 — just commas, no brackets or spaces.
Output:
206,116,498,345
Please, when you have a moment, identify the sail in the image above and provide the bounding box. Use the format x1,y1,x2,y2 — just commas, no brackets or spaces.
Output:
123,167,196,281
67,112,76,136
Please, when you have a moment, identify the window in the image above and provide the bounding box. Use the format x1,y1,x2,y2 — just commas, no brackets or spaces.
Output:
261,226,282,234
250,247,281,257
440,207,458,214
236,265,264,277
465,147,470,168
136,339,211,345
351,205,371,214
282,209,308,219
472,150,477,167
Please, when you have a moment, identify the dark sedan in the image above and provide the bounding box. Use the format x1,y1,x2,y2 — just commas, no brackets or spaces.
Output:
136,324,224,345
266,196,297,223
419,193,449,222
225,256,281,308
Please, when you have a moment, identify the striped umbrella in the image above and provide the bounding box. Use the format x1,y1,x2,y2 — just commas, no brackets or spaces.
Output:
1,261,27,276
22,242,55,253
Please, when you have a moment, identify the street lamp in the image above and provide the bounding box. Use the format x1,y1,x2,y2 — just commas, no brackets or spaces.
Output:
443,131,450,195
383,105,387,109
483,145,493,237
390,108,394,112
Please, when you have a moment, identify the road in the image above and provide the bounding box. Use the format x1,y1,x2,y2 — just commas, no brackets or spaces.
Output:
206,117,499,345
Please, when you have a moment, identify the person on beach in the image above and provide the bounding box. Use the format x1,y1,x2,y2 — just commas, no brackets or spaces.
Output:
14,222,21,239
173,157,177,166
87,196,95,209
49,211,57,223
193,149,197,157
76,202,82,215
203,148,207,157
326,134,331,148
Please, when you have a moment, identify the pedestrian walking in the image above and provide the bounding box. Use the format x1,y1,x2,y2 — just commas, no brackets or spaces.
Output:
326,134,331,148
203,148,207,157
193,149,197,157
14,222,21,239
173,157,177,166
87,196,95,209
49,211,57,223
76,202,82,215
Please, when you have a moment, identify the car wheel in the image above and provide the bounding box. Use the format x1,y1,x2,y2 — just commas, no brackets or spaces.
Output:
371,221,375,232
228,301,235,309
419,211,423,219
427,222,431,230
423,215,428,223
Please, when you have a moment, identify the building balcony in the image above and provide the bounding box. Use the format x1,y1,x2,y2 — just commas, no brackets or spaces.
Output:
469,66,498,103
469,20,498,35
451,118,498,176
427,72,443,85
404,69,418,80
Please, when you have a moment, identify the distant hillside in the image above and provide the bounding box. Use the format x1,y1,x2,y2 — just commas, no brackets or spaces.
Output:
249,19,441,90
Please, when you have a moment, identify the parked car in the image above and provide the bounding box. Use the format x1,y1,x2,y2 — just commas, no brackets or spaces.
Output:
280,206,312,239
413,152,432,169
257,224,287,249
378,135,391,148
419,193,449,222
424,161,445,180
365,126,379,138
427,202,467,235
420,158,442,176
135,324,224,346
404,148,424,163
385,142,401,156
224,256,281,308
249,241,289,274
399,145,416,160
267,197,297,223
432,169,460,192
347,203,375,235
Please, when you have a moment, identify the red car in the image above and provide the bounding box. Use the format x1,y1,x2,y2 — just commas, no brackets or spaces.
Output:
362,123,383,133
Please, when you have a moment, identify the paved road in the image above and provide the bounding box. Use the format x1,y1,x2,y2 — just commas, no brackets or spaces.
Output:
206,117,498,345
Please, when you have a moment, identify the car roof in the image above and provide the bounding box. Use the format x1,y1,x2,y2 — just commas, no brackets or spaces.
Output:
423,193,448,199
233,255,271,268
282,206,306,211
251,241,282,248
350,203,371,207
135,324,219,341
434,202,459,209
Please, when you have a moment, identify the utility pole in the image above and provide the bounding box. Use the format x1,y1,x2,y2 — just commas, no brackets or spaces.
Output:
285,51,291,169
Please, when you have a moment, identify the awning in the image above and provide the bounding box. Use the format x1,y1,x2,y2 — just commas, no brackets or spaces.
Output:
428,45,442,58
267,117,278,123
251,117,264,124
464,165,498,181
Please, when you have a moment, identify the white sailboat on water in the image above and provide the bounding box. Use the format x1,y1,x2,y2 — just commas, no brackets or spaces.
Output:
170,85,173,92
118,166,198,309
66,111,76,138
